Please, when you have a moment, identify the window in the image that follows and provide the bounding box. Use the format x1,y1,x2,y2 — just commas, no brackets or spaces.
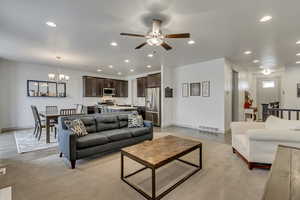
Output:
262,80,275,88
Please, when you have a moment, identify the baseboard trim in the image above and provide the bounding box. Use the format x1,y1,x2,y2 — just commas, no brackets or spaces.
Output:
1,126,33,133
172,123,225,134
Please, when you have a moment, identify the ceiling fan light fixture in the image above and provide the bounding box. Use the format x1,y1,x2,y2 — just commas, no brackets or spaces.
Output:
147,38,163,46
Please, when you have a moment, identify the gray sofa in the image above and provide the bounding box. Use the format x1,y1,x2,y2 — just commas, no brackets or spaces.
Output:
57,114,153,168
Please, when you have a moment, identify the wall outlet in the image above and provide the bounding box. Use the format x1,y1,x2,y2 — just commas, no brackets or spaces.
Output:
0,168,6,175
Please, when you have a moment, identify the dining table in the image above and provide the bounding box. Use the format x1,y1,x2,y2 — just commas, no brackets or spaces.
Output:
39,111,81,144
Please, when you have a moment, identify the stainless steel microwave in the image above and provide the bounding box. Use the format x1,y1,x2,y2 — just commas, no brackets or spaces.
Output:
103,88,115,96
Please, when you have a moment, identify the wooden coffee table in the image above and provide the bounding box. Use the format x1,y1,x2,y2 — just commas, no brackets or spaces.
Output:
121,135,202,200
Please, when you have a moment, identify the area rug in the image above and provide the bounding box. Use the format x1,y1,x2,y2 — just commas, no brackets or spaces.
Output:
3,131,269,200
14,129,57,153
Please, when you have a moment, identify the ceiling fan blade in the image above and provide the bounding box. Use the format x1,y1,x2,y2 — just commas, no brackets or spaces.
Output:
120,33,146,37
135,42,147,49
161,42,172,51
165,33,190,38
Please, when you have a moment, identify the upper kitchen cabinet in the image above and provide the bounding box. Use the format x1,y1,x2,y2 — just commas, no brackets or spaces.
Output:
118,80,128,97
137,77,147,97
147,73,161,88
83,76,127,97
104,78,116,88
83,76,98,97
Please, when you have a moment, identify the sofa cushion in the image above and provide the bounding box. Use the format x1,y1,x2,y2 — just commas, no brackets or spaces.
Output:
126,127,150,137
118,114,129,128
96,115,119,132
76,133,109,149
102,129,132,141
80,117,97,133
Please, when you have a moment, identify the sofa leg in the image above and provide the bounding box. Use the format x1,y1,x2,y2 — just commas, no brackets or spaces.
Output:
248,163,253,170
70,160,76,169
59,152,63,158
232,148,236,154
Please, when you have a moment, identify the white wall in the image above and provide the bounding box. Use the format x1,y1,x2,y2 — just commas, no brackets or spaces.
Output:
282,66,300,108
171,58,226,133
0,59,129,131
161,65,174,128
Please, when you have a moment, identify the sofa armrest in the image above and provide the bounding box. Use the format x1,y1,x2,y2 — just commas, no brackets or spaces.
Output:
231,121,265,135
144,120,153,128
247,129,300,143
58,119,77,161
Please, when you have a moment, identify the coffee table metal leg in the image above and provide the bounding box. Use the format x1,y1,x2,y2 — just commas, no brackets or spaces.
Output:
199,145,202,170
121,153,124,179
152,168,156,199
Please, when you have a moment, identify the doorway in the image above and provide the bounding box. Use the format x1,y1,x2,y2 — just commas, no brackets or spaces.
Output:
232,70,239,121
256,77,281,120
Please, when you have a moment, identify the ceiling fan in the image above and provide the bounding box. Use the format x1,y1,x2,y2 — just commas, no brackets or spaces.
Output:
120,19,190,51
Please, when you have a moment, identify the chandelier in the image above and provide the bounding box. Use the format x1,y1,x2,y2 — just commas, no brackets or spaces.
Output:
48,56,70,82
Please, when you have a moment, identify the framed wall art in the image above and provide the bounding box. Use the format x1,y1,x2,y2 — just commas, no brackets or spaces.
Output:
202,81,210,97
297,83,300,98
182,83,189,97
190,83,201,96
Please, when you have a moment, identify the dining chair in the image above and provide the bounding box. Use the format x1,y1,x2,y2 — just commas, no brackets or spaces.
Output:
31,105,39,137
46,105,58,114
60,108,77,116
75,104,83,114
31,105,55,141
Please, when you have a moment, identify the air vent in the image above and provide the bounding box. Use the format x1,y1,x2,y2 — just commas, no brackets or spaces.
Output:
198,125,219,133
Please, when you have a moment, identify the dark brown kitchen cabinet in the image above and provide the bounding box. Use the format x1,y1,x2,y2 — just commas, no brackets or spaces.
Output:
104,79,115,88
96,78,105,97
83,76,128,97
83,76,98,97
115,80,128,97
147,73,161,88
137,77,147,97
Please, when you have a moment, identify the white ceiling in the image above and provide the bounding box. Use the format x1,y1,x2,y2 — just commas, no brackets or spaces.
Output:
0,0,300,76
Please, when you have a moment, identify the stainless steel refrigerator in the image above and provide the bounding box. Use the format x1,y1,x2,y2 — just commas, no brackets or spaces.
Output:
145,87,161,126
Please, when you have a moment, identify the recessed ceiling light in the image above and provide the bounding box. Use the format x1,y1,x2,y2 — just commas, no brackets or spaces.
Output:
260,15,272,23
244,51,252,55
110,42,118,46
46,21,56,27
147,65,152,68
117,72,122,75
296,61,300,64
148,54,154,58
297,53,300,56
124,59,130,63
297,41,300,45
253,59,260,63
188,40,195,45
108,65,113,68
97,69,102,72
130,69,134,72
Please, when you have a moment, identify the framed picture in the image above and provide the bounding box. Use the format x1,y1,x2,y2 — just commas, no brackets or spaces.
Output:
182,83,189,97
297,83,300,98
190,83,201,96
202,81,210,97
